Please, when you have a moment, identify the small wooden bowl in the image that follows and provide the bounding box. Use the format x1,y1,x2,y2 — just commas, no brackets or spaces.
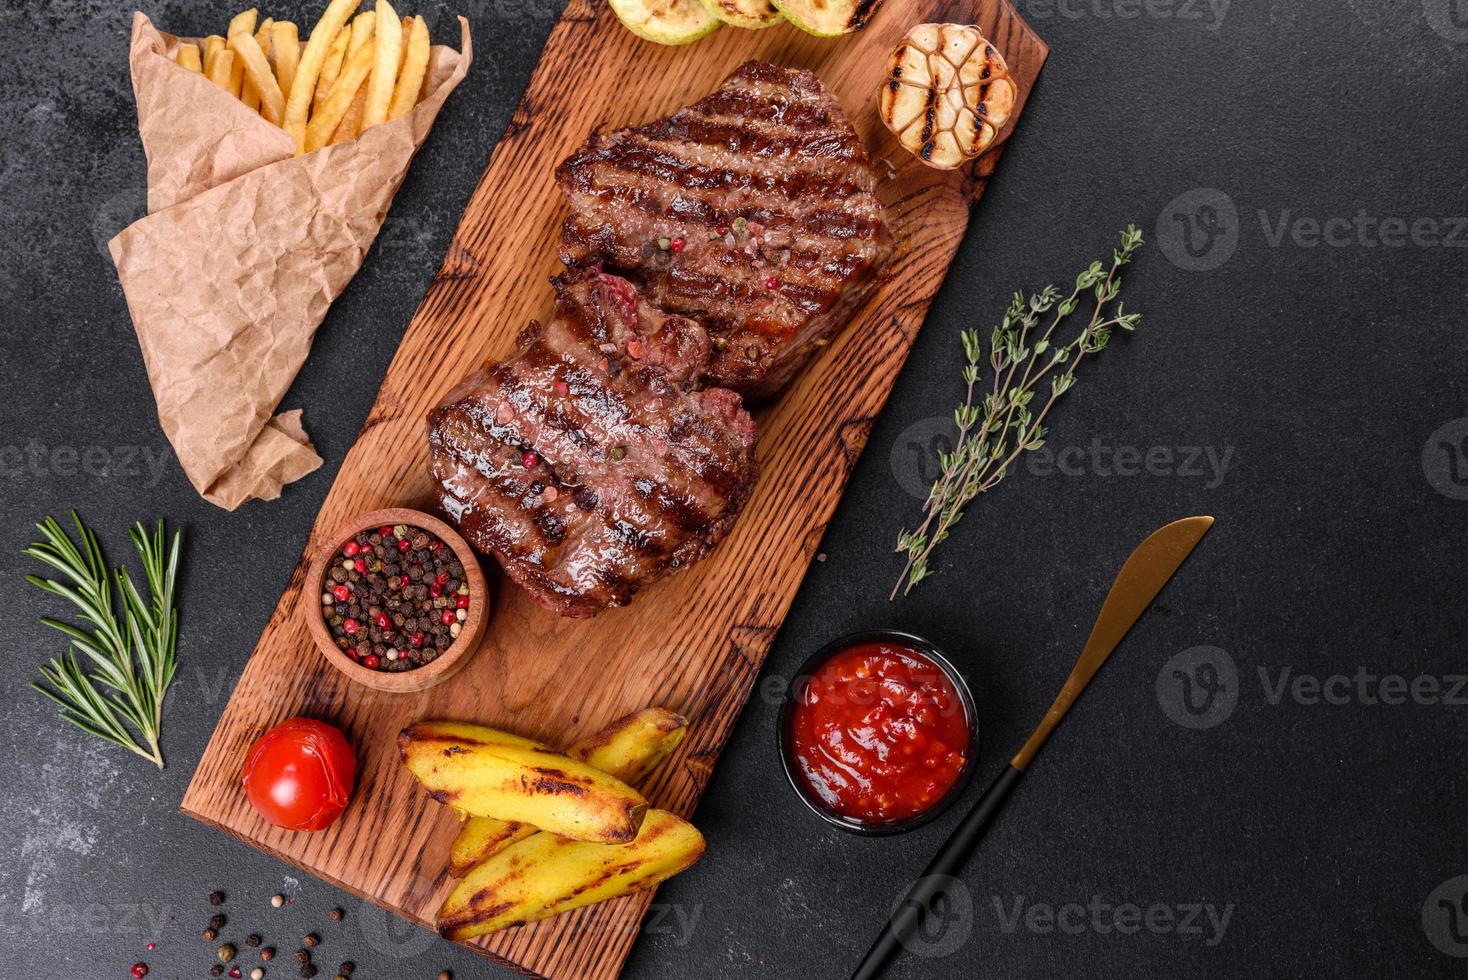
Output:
303,507,489,694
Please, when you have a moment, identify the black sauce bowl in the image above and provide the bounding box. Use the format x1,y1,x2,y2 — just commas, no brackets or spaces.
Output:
777,629,981,836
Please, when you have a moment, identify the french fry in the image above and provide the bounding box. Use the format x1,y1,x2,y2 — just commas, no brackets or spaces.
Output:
347,10,378,57
388,14,431,121
314,24,351,113
399,721,650,844
318,11,375,124
438,810,706,941
272,21,301,99
227,7,258,37
226,8,256,99
331,84,369,144
284,0,366,153
239,18,272,114
447,708,689,877
362,0,402,130
206,49,236,92
174,42,203,73
303,35,375,152
229,29,285,124
203,34,226,66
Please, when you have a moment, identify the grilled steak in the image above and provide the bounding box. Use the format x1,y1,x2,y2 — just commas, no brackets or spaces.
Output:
557,60,894,398
428,267,758,618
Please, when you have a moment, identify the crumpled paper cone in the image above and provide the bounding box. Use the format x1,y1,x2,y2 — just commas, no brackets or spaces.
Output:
110,12,472,510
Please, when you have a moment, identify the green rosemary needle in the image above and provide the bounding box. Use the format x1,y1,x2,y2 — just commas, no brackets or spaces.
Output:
893,226,1145,598
25,514,183,768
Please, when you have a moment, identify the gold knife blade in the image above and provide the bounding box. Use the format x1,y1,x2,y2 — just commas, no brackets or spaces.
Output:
1011,515,1215,770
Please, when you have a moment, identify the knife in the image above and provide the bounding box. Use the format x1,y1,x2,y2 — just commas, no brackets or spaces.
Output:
849,515,1216,980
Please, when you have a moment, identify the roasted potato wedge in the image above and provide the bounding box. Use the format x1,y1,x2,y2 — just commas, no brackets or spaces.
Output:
448,816,537,878
438,809,706,941
400,721,649,844
447,708,688,876
570,707,689,787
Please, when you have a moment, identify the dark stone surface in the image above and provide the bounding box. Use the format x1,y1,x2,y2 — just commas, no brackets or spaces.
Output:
2,0,1466,977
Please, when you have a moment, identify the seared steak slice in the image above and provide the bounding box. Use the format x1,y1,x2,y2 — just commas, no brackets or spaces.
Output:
557,60,894,398
428,268,758,618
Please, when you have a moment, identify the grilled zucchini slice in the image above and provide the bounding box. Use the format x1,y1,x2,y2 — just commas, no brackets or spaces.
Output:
879,23,1017,170
772,0,884,36
697,0,785,29
610,0,722,44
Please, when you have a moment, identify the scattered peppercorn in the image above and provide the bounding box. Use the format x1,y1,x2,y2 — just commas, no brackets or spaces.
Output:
329,907,345,922
130,964,148,979
338,962,354,975
210,914,227,930
210,891,226,906
294,949,311,965
271,894,285,908
229,968,243,979
438,971,453,980
303,933,320,948
261,948,276,962
210,967,224,977
219,943,238,963
252,970,265,980
245,934,262,948
203,928,219,942
300,966,318,979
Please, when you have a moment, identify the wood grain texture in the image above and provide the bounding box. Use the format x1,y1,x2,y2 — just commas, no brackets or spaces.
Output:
181,2,1047,977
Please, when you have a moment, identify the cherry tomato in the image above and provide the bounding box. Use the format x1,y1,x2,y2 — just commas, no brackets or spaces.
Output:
241,718,356,832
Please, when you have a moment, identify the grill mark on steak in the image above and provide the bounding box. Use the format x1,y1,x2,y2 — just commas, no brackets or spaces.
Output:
560,135,868,201
556,61,893,399
428,267,758,618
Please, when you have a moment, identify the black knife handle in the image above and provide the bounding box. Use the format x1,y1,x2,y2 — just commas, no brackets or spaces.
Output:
850,764,1025,980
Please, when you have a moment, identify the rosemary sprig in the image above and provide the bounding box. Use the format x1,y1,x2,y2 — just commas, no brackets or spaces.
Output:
893,226,1145,598
25,514,183,768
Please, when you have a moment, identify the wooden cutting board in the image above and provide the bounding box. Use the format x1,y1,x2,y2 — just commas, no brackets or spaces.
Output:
182,2,1047,977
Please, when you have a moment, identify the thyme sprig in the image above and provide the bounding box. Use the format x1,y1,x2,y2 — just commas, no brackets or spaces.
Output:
25,514,183,768
893,226,1145,598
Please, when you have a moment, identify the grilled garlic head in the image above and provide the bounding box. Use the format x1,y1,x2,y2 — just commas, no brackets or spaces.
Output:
879,23,1017,171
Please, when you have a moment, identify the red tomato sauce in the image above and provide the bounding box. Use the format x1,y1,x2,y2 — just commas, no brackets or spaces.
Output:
788,641,971,825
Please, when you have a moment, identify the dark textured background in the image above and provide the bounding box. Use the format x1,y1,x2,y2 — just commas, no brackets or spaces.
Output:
3,0,1466,977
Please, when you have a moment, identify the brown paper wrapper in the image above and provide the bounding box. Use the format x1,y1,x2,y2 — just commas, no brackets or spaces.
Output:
110,12,473,510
